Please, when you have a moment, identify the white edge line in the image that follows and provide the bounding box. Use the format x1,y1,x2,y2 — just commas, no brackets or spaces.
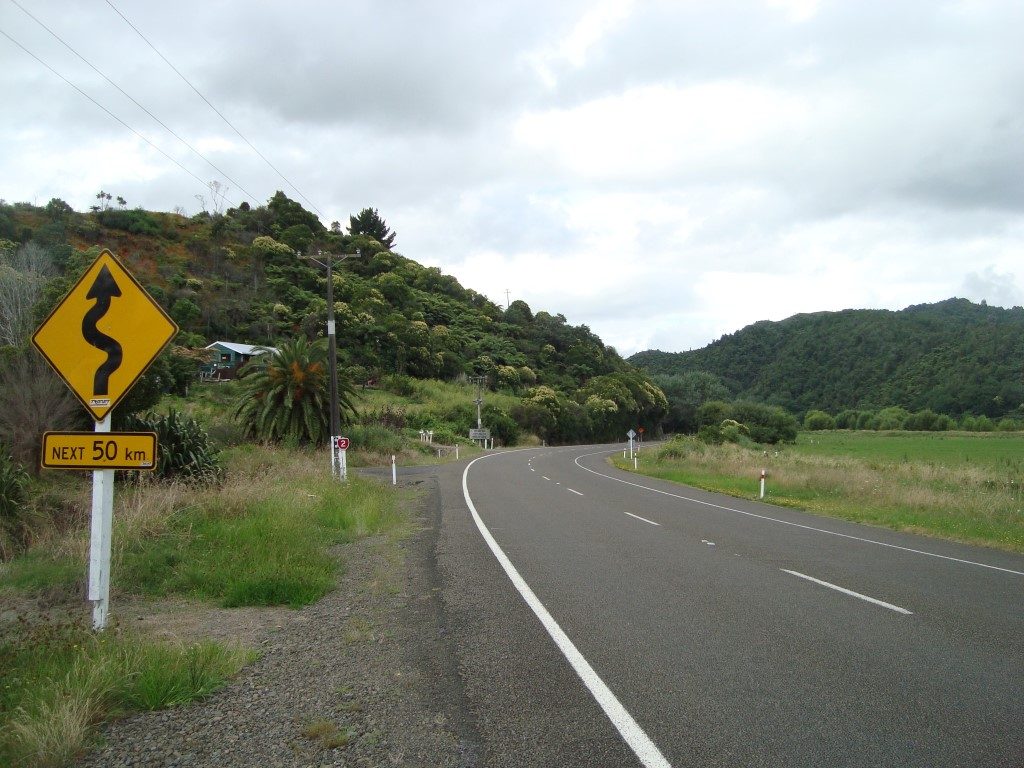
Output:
463,453,672,768
624,511,661,526
781,569,913,615
568,488,584,496
573,451,1024,577
542,475,551,481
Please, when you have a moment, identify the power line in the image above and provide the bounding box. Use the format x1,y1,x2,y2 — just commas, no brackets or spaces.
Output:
104,0,326,219
9,0,260,206
0,26,217,196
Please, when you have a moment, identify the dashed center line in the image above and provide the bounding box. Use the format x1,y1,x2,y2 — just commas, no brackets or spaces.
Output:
781,569,912,615
568,488,584,496
624,512,660,526
542,476,551,481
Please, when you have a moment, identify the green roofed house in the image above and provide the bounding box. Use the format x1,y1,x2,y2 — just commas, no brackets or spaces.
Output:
201,341,276,381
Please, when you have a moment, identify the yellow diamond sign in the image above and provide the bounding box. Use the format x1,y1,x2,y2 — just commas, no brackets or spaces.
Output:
32,249,178,421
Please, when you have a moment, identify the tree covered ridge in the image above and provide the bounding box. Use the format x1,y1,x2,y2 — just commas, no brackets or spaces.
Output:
629,298,1024,419
0,193,663,446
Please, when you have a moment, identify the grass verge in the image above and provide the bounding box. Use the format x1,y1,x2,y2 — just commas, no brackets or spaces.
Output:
616,434,1024,552
0,442,410,767
3,444,408,606
0,617,252,767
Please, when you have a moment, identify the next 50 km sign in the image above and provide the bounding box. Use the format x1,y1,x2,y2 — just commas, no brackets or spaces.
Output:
32,249,178,421
42,432,157,470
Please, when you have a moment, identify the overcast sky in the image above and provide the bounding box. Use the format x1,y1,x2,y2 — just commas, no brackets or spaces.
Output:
3,0,1023,355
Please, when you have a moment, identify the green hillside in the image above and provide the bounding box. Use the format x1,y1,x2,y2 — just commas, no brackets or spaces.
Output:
629,299,1024,419
0,194,666,448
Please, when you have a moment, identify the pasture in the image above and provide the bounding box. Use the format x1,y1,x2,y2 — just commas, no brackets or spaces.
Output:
620,430,1024,553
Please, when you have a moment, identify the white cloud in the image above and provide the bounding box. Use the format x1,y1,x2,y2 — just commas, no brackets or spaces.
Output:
3,0,1024,357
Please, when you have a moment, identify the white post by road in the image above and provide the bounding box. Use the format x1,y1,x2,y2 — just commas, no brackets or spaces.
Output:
391,455,397,485
89,415,114,630
760,468,766,499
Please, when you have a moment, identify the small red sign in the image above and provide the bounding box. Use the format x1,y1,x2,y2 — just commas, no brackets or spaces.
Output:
334,436,351,450
637,427,645,434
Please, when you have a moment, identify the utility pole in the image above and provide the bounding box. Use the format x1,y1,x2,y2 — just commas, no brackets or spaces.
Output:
305,248,360,478
469,375,486,429
504,288,511,309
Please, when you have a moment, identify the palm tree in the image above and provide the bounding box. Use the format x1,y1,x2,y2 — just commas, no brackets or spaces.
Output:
234,337,357,444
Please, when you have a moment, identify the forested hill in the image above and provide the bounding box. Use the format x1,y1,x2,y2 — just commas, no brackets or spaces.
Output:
1,194,667,444
629,299,1024,418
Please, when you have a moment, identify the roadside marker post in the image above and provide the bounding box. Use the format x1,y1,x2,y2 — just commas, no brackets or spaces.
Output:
331,436,350,482
760,468,766,499
32,249,177,631
392,454,397,485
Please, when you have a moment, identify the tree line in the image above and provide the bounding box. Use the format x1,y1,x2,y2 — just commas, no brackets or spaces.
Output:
0,194,668,465
632,298,1024,421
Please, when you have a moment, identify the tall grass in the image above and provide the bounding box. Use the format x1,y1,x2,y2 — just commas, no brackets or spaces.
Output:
112,444,406,607
0,442,406,767
2,444,407,606
0,618,251,767
621,435,1024,552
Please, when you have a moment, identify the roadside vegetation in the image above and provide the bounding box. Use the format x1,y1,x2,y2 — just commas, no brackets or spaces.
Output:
5,190,1024,765
617,431,1024,553
1,427,407,765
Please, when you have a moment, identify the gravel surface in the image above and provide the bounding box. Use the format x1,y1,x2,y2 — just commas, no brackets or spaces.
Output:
78,473,480,768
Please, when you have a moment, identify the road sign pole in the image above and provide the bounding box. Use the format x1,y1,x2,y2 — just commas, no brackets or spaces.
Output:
88,415,114,631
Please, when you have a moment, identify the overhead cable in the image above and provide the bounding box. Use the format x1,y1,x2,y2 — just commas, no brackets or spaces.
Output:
0,27,220,197
9,0,259,206
104,0,326,218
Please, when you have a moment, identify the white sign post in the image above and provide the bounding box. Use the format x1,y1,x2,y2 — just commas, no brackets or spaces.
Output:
88,415,114,630
331,436,350,481
627,428,636,459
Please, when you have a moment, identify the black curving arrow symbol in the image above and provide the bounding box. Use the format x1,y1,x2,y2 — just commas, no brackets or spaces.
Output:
82,265,123,396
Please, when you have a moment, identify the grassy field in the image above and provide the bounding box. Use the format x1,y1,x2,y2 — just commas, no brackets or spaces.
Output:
0,444,408,766
616,431,1024,553
792,430,1024,471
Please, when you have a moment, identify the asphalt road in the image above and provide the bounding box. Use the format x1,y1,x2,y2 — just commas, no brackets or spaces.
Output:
435,444,1024,768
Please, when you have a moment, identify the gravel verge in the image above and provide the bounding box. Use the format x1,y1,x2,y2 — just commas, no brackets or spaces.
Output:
78,471,479,768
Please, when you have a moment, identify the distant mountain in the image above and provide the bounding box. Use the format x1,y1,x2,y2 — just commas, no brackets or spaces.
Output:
629,299,1024,418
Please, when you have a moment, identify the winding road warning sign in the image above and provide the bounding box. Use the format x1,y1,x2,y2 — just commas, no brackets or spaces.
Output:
32,249,178,421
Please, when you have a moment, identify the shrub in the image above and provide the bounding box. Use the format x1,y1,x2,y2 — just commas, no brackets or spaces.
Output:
121,410,221,484
483,406,520,446
874,406,910,430
657,435,704,460
728,401,798,444
359,405,407,430
720,419,752,445
697,424,724,444
804,410,836,431
345,424,405,455
997,418,1021,432
856,411,877,430
834,410,861,429
696,401,730,429
381,374,415,397
0,447,29,558
904,409,951,432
